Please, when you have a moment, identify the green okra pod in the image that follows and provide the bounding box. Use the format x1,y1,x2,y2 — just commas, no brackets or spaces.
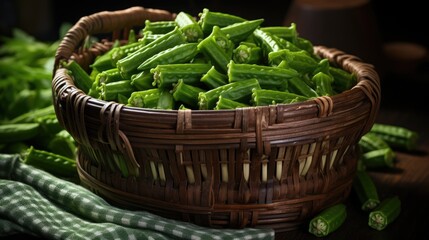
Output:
175,11,204,42
251,89,308,106
0,123,40,144
100,80,135,101
220,19,264,44
63,60,93,93
309,203,347,237
268,49,319,73
23,146,77,178
368,196,401,231
233,42,262,64
353,171,380,211
156,90,175,110
259,23,298,42
198,78,261,110
198,8,246,36
139,31,164,45
138,43,199,71
252,29,284,62
359,132,391,153
329,66,357,93
292,37,315,55
151,63,211,89
200,66,228,89
227,60,299,90
130,71,155,90
312,72,334,96
361,148,395,169
172,79,205,109
287,77,319,98
127,89,160,108
197,26,234,73
90,40,120,71
46,130,77,159
370,123,419,151
117,27,186,78
142,20,177,34
96,68,123,84
214,96,249,110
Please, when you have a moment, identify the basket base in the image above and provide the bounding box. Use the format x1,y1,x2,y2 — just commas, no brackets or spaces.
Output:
76,151,357,232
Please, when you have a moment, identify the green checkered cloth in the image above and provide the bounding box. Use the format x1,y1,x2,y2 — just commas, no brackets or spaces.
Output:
0,154,275,240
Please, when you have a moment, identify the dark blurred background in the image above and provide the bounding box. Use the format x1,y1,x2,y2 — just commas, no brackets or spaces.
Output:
1,0,427,47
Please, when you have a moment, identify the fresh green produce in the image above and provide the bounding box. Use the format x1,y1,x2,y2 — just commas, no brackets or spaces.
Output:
370,123,419,151
22,146,77,178
368,196,401,231
353,171,380,211
308,203,347,237
361,148,395,169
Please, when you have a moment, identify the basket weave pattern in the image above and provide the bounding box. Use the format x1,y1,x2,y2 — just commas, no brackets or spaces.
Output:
52,7,380,232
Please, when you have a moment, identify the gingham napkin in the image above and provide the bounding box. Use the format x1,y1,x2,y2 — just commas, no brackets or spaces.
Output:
0,154,274,240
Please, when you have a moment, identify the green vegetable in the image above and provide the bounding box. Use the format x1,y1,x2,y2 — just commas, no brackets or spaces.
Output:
172,79,205,109
361,148,395,169
200,66,228,89
130,71,155,90
22,146,77,178
63,60,93,93
151,63,211,89
370,123,419,151
220,19,264,44
368,196,401,231
137,43,199,71
156,90,175,110
312,72,334,96
288,77,319,98
259,23,298,41
116,27,186,78
269,49,318,73
233,42,262,64
353,171,380,211
175,11,204,42
198,78,261,110
252,29,284,62
100,80,135,101
329,66,357,93
95,68,123,84
197,26,233,73
227,60,299,90
309,203,347,237
198,8,246,36
359,132,391,153
127,89,160,108
0,123,40,144
142,20,177,34
214,96,249,110
251,89,308,106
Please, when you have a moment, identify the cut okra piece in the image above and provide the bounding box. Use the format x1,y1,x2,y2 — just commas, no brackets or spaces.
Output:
329,66,357,92
96,68,123,84
156,90,175,110
228,60,299,91
117,27,186,78
198,78,261,110
312,72,334,96
353,171,380,211
370,123,419,151
361,148,395,169
251,89,308,106
63,60,93,93
233,42,262,64
100,80,135,101
200,66,228,89
214,96,249,110
142,20,177,34
175,11,204,42
197,26,233,73
259,23,298,42
127,89,160,108
130,71,155,90
369,196,401,231
138,43,199,71
359,132,391,153
151,63,211,89
287,77,319,98
198,8,246,36
309,203,347,237
172,79,205,109
220,18,264,44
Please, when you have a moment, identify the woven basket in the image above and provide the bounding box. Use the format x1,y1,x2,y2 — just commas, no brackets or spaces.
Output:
52,6,381,232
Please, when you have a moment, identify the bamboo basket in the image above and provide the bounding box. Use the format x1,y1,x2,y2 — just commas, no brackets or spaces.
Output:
51,6,381,232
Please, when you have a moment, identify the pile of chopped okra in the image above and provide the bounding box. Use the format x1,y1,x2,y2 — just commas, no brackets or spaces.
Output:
64,8,357,110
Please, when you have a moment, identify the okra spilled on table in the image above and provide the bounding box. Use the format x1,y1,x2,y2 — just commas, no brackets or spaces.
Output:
63,8,359,110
